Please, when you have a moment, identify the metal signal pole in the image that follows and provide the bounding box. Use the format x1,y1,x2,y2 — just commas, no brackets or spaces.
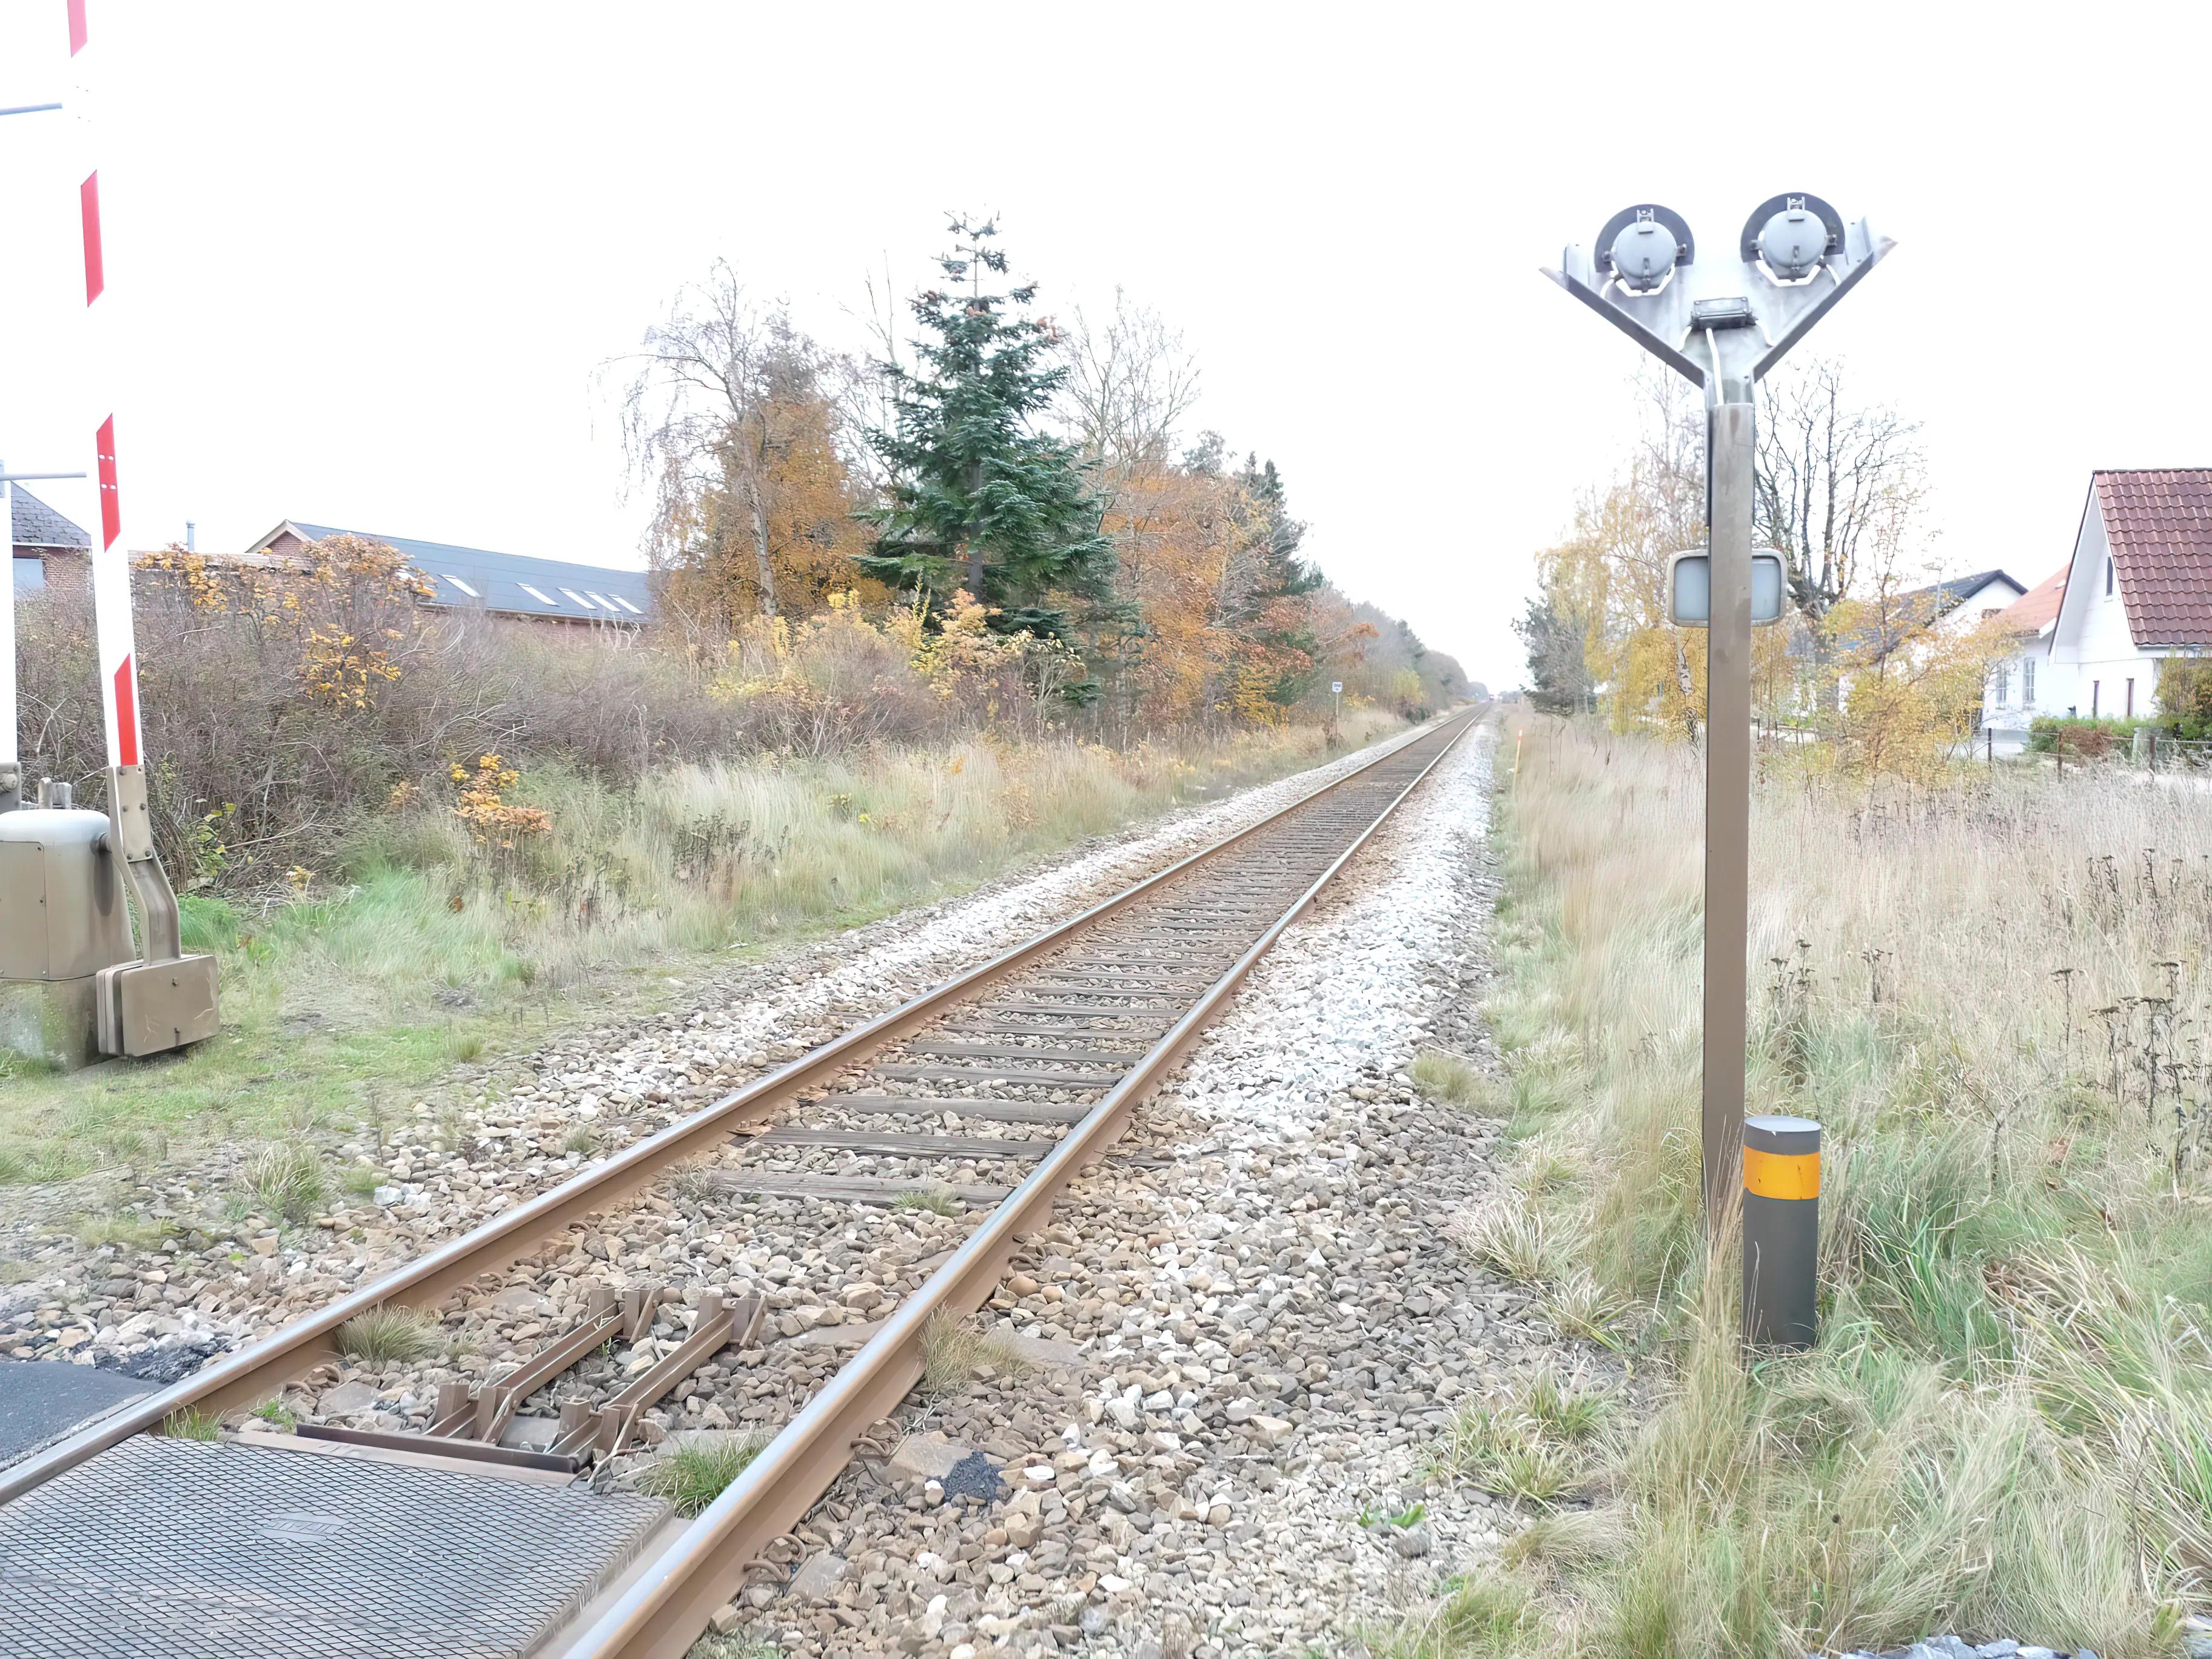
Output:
1545,196,1895,1235
1701,393,1755,1215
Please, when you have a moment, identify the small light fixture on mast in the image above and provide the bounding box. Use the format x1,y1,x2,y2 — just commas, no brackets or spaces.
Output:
1541,195,1895,1348
1669,549,1788,628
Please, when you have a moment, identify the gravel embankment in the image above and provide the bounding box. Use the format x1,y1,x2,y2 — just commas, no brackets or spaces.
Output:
0,726,1438,1392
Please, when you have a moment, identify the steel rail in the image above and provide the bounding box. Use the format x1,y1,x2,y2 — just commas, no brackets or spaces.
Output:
0,713,1466,1510
560,714,1478,1659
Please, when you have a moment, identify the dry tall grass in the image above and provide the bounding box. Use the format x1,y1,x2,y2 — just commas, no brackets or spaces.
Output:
1455,717,2212,1657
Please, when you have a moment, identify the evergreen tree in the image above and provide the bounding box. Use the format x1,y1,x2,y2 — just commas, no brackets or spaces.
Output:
857,218,1113,640
1515,592,1594,712
1232,453,1324,707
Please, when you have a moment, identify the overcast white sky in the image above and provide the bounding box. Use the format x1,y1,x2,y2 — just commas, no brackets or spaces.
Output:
4,2,2210,690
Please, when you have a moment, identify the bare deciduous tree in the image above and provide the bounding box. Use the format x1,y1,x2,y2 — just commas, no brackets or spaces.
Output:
1059,289,1202,493
1755,358,1929,633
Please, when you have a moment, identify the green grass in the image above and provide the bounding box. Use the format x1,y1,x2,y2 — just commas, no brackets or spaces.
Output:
1372,1578,1535,1659
637,1433,768,1517
73,1212,172,1250
1412,1048,1486,1107
1424,1399,1584,1507
155,1410,221,1440
0,716,1413,1194
334,1307,438,1365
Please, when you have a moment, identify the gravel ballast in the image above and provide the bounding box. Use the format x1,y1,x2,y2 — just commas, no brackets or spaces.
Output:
697,722,1557,1657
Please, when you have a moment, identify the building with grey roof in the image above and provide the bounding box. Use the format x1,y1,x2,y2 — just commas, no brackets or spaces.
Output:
241,520,654,626
9,486,91,593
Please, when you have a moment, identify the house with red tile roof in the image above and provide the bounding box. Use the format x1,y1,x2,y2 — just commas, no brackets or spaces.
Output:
2036,470,2212,726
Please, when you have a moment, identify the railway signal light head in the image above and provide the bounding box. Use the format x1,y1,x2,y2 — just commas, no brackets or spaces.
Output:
1609,220,1680,292
1592,204,1695,295
1544,192,1892,395
1757,209,1826,281
1741,193,1846,286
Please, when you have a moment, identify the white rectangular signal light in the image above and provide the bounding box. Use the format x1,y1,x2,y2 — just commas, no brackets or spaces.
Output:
1668,551,1788,628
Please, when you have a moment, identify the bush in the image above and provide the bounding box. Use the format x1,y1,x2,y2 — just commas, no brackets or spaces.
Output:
2157,655,2212,739
13,541,1105,891
2026,715,2147,756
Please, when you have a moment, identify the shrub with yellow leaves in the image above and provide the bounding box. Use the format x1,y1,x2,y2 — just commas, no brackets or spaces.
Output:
451,754,551,850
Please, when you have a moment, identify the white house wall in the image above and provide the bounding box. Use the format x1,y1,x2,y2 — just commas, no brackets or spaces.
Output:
1984,639,2053,733
2049,494,2168,720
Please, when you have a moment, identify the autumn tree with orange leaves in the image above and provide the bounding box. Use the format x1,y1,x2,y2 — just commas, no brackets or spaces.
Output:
615,263,882,638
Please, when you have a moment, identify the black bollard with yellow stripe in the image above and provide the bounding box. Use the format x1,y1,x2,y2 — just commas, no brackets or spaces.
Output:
1741,1113,1820,1349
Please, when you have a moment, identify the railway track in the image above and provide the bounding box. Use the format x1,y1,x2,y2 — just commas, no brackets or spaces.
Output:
0,711,1475,1659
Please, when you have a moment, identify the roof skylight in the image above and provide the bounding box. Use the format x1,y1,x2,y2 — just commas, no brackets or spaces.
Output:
518,583,558,605
441,573,481,598
558,588,596,608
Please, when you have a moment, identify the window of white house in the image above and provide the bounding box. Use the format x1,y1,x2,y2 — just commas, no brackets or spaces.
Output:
1994,663,2009,706
2023,658,2035,704
2107,558,2116,596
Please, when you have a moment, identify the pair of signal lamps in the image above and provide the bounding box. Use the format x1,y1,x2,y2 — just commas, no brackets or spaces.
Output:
1603,195,1842,297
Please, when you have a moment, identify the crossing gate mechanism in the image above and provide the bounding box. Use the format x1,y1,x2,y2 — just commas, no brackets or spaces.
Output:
0,566,220,1066
0,2,219,1067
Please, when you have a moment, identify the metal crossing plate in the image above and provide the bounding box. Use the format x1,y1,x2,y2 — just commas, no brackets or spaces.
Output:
0,1434,669,1658
0,1360,151,1464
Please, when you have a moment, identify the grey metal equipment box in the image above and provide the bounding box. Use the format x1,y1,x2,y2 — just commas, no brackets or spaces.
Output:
96,954,221,1057
0,808,139,1070
0,808,135,981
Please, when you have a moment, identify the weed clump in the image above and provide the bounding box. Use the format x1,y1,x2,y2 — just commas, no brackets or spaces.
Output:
334,1307,438,1364
238,1144,327,1225
637,1433,767,1517
1425,1369,1607,1508
917,1312,1030,1398
893,1189,959,1216
1372,1577,1533,1659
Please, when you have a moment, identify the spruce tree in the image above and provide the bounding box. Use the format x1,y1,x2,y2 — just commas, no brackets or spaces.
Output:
1235,453,1324,707
857,218,1112,640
